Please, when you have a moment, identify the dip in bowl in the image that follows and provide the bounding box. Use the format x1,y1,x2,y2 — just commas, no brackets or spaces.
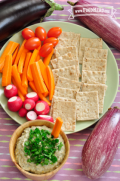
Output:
9,120,70,181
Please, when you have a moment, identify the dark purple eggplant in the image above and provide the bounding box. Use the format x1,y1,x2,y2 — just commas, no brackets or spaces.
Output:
0,0,64,42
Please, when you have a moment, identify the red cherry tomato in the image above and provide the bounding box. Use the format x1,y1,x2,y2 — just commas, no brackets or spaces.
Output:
24,37,41,50
35,27,47,41
39,43,53,57
47,27,62,38
22,28,35,40
43,37,59,47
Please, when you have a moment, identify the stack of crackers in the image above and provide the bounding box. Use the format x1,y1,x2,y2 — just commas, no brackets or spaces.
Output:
50,31,108,132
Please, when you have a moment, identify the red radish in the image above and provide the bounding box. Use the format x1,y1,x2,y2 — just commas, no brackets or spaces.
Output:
23,99,35,111
26,92,39,102
26,111,37,121
7,96,22,112
18,108,27,117
68,0,120,51
4,84,18,98
82,107,120,179
34,101,50,115
37,115,54,123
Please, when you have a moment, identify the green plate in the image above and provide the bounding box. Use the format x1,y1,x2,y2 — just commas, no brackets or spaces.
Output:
0,21,119,134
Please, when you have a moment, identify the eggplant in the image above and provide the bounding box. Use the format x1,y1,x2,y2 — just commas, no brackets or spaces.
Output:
82,107,120,179
0,0,64,42
67,0,120,51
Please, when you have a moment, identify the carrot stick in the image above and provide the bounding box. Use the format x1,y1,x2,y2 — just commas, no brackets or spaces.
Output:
51,117,63,138
46,66,55,101
22,52,32,88
43,92,49,97
12,65,27,96
38,60,49,90
29,81,37,92
14,40,27,65
12,78,25,102
0,41,19,72
2,54,12,87
35,54,40,62
30,62,48,94
29,81,51,106
12,45,19,65
27,49,39,81
43,49,54,66
18,50,27,74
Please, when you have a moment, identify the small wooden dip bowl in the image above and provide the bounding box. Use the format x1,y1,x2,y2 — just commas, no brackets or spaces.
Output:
9,120,70,181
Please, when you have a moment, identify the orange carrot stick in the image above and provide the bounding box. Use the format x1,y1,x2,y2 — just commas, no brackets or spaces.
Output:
35,54,40,62
12,65,27,96
18,50,27,74
29,81,51,106
29,81,37,92
30,62,48,94
43,92,49,97
27,49,39,81
2,54,12,87
51,117,63,138
14,40,26,65
0,41,19,72
12,78,25,102
38,60,49,90
12,45,19,64
46,66,55,101
22,52,32,88
43,49,54,66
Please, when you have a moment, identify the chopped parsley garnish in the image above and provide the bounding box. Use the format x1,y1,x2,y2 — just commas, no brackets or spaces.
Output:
24,128,63,166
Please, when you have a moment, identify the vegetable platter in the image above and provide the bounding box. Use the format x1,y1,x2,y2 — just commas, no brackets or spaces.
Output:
0,21,119,134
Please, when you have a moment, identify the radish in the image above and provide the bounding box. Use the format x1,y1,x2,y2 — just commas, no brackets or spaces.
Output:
26,92,39,102
7,96,22,112
4,84,18,98
82,107,120,179
34,101,50,115
23,99,35,111
18,108,27,117
37,115,54,123
26,111,37,121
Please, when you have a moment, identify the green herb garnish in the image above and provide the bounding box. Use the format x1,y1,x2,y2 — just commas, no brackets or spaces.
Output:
24,128,63,166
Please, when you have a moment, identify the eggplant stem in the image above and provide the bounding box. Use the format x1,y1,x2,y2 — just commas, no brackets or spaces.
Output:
67,1,75,6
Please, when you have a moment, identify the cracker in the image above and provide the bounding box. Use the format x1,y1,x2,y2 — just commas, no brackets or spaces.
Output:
52,65,80,81
82,70,106,84
54,46,78,59
79,38,103,64
51,96,76,131
54,87,78,99
81,83,107,113
76,91,99,120
59,31,80,40
56,76,82,90
84,47,108,59
82,57,107,72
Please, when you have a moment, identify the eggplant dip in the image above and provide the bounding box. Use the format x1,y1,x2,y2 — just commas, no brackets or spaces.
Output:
15,126,65,174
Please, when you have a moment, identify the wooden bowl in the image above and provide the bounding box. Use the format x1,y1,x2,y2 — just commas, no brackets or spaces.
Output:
9,120,70,181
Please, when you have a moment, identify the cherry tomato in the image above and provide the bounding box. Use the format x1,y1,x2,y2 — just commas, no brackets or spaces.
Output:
47,27,62,38
24,37,41,50
39,43,53,57
43,37,59,47
22,28,35,40
35,27,47,41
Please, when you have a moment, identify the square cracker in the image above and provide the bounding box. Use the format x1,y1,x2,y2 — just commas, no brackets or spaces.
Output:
56,76,82,91
54,87,78,99
59,31,80,40
54,46,78,59
82,70,106,84
51,96,76,131
79,38,102,64
84,47,108,59
82,57,107,72
76,91,99,121
52,65,80,81
81,83,107,113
